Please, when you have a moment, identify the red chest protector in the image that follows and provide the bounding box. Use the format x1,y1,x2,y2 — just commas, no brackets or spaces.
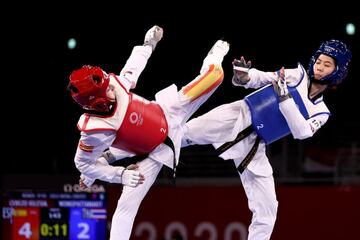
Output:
112,93,168,154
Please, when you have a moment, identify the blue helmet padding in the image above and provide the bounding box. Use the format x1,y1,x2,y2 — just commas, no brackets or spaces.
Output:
308,39,352,85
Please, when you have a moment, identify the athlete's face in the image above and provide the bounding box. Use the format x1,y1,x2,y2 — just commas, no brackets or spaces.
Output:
313,54,336,80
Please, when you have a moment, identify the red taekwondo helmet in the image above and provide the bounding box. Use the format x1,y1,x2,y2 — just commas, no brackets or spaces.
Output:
68,65,113,112
308,39,352,86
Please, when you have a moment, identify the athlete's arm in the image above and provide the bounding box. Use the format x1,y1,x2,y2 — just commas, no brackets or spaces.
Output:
241,66,301,89
119,25,163,90
74,131,124,184
279,99,329,139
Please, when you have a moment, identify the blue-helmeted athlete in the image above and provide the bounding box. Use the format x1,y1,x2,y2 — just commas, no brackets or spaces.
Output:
183,39,352,240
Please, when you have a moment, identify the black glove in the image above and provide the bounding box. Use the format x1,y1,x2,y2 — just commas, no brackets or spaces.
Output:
232,56,251,85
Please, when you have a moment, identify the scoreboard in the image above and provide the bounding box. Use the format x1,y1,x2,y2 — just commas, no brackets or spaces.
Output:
1,191,107,240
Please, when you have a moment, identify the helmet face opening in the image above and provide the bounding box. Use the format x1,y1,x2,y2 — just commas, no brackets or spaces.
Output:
92,75,102,85
68,84,79,94
69,65,112,112
308,39,352,86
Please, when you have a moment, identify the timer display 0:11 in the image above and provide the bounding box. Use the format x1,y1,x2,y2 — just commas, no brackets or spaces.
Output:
39,208,69,240
39,223,68,239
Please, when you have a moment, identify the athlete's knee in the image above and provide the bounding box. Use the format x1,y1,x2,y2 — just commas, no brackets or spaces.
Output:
252,199,278,229
117,194,142,215
262,199,278,229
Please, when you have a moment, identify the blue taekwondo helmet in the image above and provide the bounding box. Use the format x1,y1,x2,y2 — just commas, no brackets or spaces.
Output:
308,39,352,86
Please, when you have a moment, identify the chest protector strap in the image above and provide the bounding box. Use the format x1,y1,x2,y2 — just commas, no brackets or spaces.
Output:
112,93,168,154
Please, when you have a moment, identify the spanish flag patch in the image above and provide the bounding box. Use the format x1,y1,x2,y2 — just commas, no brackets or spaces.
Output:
79,140,94,153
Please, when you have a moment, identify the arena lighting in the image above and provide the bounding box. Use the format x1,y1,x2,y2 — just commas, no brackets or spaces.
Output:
345,23,356,35
67,38,77,49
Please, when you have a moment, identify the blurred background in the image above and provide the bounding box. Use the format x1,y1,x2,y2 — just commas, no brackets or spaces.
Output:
2,2,359,240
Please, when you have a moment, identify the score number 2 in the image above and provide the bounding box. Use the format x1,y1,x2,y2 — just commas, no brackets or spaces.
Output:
77,222,90,239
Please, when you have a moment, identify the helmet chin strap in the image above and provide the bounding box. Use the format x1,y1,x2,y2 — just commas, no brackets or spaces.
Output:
312,78,331,85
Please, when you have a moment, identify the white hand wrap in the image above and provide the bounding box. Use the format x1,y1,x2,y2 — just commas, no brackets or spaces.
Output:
273,69,291,102
233,65,250,73
120,167,142,188
144,25,163,50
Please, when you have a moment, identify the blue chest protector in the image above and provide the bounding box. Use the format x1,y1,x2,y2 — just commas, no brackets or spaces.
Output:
244,67,309,144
